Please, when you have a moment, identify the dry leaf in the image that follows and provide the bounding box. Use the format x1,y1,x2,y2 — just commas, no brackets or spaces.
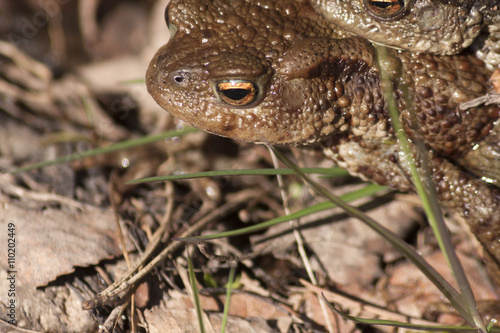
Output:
145,293,278,333
0,199,127,289
252,193,418,286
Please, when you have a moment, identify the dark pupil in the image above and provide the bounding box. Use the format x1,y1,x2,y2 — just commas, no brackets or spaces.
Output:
221,89,250,101
370,1,393,8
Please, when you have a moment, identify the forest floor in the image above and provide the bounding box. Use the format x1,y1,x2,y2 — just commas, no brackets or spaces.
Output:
0,1,497,332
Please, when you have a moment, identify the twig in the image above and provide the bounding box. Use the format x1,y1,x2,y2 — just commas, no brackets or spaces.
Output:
459,93,500,110
197,242,239,262
265,144,335,333
301,279,440,326
83,199,246,309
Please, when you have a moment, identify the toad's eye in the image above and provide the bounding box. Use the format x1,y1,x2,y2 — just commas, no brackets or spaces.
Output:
364,0,407,19
216,80,258,107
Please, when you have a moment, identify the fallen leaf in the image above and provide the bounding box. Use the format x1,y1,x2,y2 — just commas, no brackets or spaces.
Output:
0,197,129,289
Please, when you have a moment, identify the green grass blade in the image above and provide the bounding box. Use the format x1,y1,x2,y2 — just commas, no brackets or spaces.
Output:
188,255,205,333
177,183,385,242
375,45,483,330
127,167,349,184
220,265,237,333
119,78,145,84
325,296,499,332
487,320,500,331
10,127,198,174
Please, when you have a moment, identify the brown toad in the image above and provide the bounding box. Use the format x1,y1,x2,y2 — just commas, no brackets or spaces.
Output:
146,0,500,286
310,0,500,68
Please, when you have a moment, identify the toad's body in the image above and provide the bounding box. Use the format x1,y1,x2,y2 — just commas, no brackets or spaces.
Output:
147,0,500,284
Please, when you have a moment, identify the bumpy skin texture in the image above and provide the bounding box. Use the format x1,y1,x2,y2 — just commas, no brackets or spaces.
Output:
147,0,500,284
310,0,500,66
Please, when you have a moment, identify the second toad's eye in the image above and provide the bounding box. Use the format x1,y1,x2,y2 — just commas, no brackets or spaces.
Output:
364,0,407,19
216,80,258,107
